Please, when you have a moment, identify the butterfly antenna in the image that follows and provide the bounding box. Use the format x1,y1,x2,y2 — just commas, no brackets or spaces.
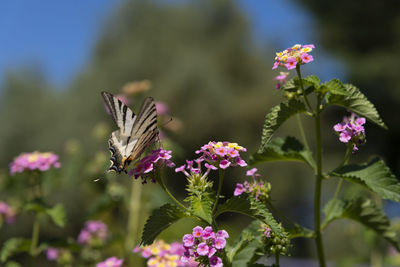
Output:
93,170,109,182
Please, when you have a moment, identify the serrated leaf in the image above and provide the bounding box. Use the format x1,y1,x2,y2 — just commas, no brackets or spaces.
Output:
141,204,187,245
191,195,213,224
282,75,320,92
260,99,307,150
46,204,66,228
0,238,30,262
324,79,348,95
332,158,400,202
215,196,283,237
250,136,315,169
228,221,263,265
232,239,260,267
287,223,315,239
326,83,386,129
322,198,399,250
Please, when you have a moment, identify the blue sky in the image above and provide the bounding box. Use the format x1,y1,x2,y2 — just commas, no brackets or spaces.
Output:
0,0,344,88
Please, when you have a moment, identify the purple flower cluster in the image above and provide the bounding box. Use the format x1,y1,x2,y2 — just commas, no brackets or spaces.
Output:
9,151,61,175
181,226,229,267
128,149,175,183
78,220,108,247
196,141,247,170
333,113,366,152
0,201,16,224
134,240,198,267
234,168,271,201
97,256,124,267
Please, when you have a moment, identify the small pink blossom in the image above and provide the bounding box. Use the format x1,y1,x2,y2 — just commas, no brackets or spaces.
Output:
10,151,61,175
273,72,289,89
96,256,124,267
46,247,60,261
216,230,229,239
300,53,313,63
193,226,203,238
183,234,195,247
196,243,209,256
246,168,258,177
285,57,297,70
213,238,226,249
155,101,170,115
219,160,231,169
234,184,244,196
209,256,223,267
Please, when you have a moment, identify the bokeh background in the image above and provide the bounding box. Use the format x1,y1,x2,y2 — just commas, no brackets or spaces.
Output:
0,0,399,266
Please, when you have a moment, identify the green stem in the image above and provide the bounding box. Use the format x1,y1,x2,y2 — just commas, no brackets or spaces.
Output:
159,176,189,212
314,102,326,267
296,65,314,114
125,181,142,254
30,215,40,256
212,169,225,215
296,114,310,150
275,254,280,266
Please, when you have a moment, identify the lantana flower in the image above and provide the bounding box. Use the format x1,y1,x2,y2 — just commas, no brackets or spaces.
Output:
195,141,247,170
273,72,289,90
78,220,108,247
128,149,175,183
233,168,271,201
9,151,61,175
333,113,366,153
181,226,229,267
272,44,315,70
96,256,124,267
0,201,16,224
133,240,198,267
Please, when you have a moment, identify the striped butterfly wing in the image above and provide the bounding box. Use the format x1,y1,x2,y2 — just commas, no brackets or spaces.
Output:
128,96,159,162
102,91,158,172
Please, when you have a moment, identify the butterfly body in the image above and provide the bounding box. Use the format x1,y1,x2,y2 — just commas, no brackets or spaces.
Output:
102,91,158,173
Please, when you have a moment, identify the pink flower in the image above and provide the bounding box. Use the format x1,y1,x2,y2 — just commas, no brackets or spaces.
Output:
216,230,229,239
213,237,226,249
235,157,247,167
264,227,271,238
196,242,209,256
219,160,231,169
300,53,313,63
0,202,16,224
285,57,297,70
46,247,60,261
183,234,195,247
128,149,175,182
209,256,223,267
246,168,258,177
155,101,170,115
234,184,244,196
96,256,124,267
202,226,215,240
334,113,367,153
9,152,61,175
273,72,289,89
78,220,108,246
193,226,203,238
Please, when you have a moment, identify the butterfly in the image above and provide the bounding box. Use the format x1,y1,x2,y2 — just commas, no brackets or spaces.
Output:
101,91,159,173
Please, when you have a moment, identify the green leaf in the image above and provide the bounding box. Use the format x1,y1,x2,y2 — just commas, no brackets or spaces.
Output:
23,202,46,214
260,99,307,150
250,136,315,169
215,196,283,237
46,204,66,228
323,198,399,250
326,83,387,129
231,239,260,267
324,78,348,95
282,75,320,92
141,204,187,245
190,194,213,224
286,223,315,239
228,221,263,266
332,158,400,202
0,238,30,262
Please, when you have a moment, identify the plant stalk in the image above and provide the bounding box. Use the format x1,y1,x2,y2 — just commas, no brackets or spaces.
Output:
212,169,225,215
125,181,142,254
30,215,40,256
296,65,314,114
314,108,326,267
